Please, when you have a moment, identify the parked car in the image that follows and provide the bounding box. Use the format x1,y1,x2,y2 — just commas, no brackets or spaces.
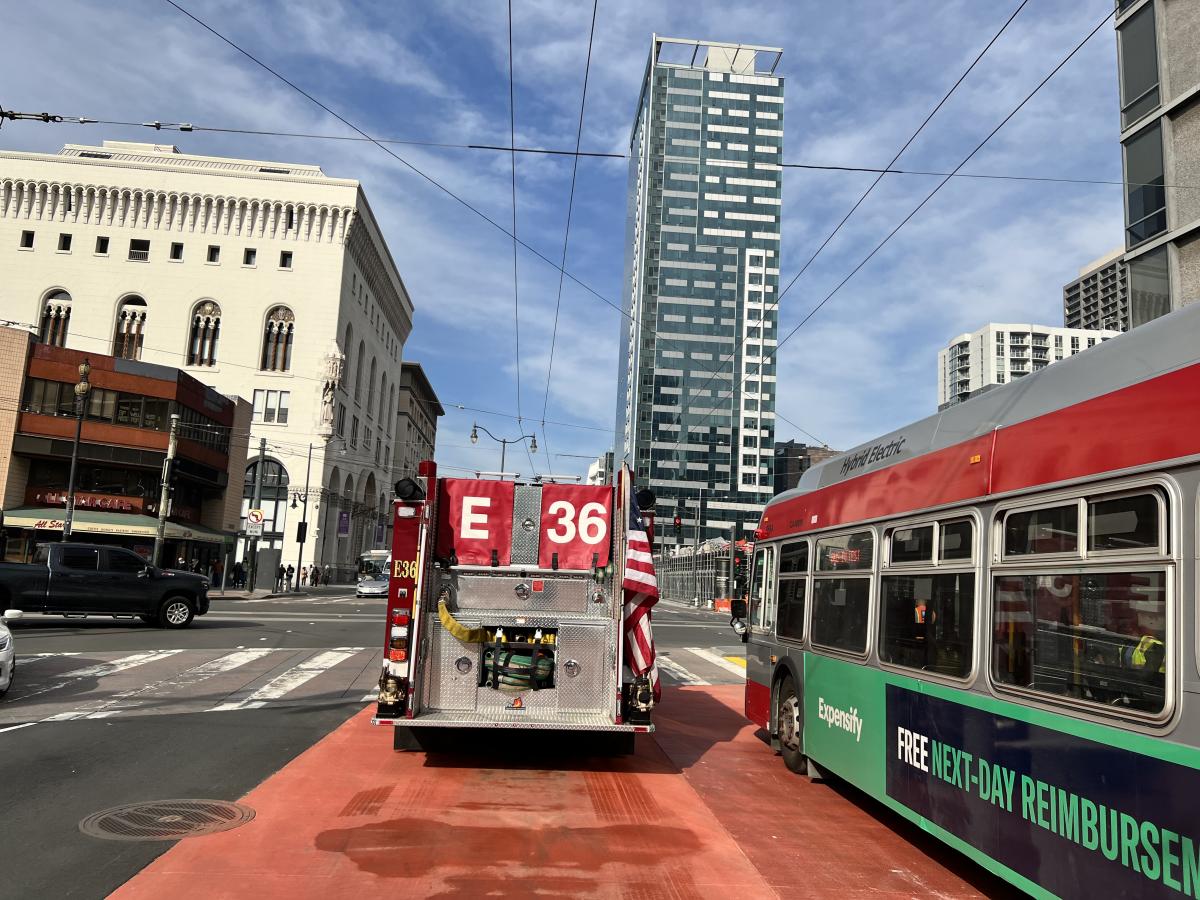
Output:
355,573,389,598
0,609,21,697
0,543,209,629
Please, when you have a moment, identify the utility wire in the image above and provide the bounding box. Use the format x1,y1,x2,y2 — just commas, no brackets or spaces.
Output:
540,0,599,467
670,0,1031,459
687,5,1119,452
505,0,536,477
7,106,1191,191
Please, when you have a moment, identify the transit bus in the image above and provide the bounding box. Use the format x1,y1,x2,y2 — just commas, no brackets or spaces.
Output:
732,303,1200,899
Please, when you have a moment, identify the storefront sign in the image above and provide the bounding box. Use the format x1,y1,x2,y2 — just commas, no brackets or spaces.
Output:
26,488,143,513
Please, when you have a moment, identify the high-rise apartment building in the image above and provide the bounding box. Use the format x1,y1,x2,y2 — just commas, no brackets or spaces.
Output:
1063,247,1128,331
616,37,785,547
0,140,415,580
938,323,1120,410
1115,0,1200,323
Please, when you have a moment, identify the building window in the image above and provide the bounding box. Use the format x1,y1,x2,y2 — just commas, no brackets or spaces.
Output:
95,236,109,255
335,403,346,436
207,245,220,264
39,290,73,347
251,389,290,424
128,238,149,261
58,233,72,252
242,459,289,538
279,251,293,269
20,230,34,249
286,207,296,230
350,415,360,447
1118,3,1159,128
112,296,148,360
259,305,295,372
1129,245,1170,328
187,300,222,367
170,242,184,261
243,248,257,266
1124,123,1166,247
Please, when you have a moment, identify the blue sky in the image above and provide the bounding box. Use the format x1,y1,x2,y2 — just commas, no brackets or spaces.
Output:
1,0,1125,478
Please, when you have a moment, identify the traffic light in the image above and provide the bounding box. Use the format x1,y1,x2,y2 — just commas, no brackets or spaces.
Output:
673,514,682,541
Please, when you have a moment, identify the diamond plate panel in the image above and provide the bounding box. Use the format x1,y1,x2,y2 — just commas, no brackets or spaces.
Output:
383,711,649,731
476,666,561,715
421,617,480,712
555,623,615,713
510,483,541,565
451,573,597,614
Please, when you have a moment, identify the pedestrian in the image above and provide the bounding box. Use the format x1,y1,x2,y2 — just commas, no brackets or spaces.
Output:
275,564,285,592
213,558,224,586
310,566,319,586
285,564,295,591
190,558,200,574
323,564,332,585
233,561,244,589
300,565,308,588
176,557,187,570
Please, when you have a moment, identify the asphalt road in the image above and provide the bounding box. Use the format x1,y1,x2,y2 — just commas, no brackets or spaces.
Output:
0,590,743,899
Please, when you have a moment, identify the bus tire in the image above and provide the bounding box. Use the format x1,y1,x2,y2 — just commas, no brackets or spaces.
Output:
775,675,805,775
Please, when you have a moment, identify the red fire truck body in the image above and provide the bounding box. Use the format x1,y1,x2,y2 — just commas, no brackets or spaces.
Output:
371,462,653,749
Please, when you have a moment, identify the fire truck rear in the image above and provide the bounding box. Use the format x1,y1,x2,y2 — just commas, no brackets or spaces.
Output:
371,462,654,750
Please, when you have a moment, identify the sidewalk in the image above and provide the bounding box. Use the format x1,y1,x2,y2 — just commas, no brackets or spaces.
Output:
213,585,359,601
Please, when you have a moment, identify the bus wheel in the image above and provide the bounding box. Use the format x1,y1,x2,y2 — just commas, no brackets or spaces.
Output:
776,676,805,774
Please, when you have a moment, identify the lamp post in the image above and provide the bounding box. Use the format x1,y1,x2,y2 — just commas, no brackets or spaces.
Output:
61,359,91,541
470,422,537,473
290,438,345,591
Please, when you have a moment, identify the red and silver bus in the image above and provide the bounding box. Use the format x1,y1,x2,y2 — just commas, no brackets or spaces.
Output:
733,304,1200,898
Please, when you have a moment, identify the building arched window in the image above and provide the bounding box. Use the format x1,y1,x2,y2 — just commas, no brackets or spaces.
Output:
112,296,147,360
260,305,295,372
242,458,290,544
367,358,377,417
354,340,365,402
187,300,222,367
39,290,73,347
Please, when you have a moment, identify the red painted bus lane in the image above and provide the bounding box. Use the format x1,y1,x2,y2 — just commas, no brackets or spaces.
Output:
111,687,1006,899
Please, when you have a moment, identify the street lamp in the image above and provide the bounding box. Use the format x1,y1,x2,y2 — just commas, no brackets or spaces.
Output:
470,422,536,473
62,359,91,541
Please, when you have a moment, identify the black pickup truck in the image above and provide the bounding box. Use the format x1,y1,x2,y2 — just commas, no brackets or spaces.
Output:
0,543,210,628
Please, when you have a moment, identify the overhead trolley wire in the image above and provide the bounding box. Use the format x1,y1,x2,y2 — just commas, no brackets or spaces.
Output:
540,0,600,466
667,0,1031,459
683,4,1119,451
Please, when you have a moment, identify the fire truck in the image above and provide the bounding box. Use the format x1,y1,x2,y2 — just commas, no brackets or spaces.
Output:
371,462,655,751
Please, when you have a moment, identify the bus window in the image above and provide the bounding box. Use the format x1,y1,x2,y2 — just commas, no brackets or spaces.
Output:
779,540,808,574
1088,492,1160,552
1004,504,1078,556
748,545,776,631
880,573,974,678
776,578,805,641
811,578,870,654
939,520,974,561
991,571,1166,713
890,525,933,565
816,531,874,571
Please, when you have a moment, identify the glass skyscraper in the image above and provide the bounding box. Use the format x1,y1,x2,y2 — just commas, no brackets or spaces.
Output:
616,37,785,548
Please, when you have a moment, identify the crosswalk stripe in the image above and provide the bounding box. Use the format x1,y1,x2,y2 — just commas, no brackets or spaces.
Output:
684,647,747,677
208,649,357,711
657,655,708,686
4,650,184,704
86,649,276,719
361,692,378,703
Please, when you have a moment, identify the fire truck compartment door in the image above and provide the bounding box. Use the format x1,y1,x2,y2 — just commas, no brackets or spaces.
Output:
555,623,613,713
510,483,542,566
422,615,481,713
450,574,604,615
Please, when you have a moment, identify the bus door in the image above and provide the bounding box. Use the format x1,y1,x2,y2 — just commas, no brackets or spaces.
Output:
745,543,778,708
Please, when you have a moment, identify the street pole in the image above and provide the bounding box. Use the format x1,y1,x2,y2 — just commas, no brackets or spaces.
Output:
151,413,180,566
691,488,704,605
295,442,313,592
61,360,91,541
246,437,267,591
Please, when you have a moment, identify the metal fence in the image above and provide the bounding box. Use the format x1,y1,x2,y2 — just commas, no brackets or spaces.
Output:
655,543,731,607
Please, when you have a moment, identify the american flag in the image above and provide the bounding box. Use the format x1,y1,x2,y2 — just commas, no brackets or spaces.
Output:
622,496,661,702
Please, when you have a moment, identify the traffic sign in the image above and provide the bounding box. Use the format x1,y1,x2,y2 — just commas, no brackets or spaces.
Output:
246,508,265,537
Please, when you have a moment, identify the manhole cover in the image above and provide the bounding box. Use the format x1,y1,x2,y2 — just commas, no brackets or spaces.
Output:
79,799,255,841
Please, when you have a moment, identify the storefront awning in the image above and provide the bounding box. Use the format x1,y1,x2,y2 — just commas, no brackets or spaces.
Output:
3,507,230,544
